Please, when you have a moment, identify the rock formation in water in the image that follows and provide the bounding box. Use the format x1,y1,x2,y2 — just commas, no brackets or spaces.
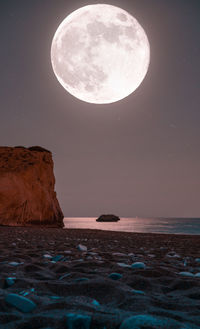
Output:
96,214,120,222
0,146,64,227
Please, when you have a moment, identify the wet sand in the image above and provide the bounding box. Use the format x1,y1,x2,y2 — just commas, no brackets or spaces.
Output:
0,227,200,328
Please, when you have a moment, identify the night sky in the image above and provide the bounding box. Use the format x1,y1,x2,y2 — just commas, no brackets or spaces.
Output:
1,0,200,217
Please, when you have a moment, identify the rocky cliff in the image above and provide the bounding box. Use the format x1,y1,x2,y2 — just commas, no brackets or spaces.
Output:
0,146,64,227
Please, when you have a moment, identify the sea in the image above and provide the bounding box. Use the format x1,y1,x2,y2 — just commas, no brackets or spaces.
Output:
64,217,200,235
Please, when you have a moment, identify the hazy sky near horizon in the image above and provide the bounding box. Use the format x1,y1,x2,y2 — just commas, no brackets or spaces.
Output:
1,0,200,217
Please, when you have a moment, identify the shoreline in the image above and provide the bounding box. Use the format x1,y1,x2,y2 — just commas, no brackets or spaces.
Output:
1,225,200,237
0,227,199,328
64,227,200,237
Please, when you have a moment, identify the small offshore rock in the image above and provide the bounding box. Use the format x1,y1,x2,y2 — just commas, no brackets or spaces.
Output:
65,313,91,329
96,214,120,222
131,262,146,269
5,293,36,313
77,244,87,252
109,273,123,280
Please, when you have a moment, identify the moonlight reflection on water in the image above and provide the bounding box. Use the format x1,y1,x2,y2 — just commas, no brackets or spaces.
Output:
64,217,200,235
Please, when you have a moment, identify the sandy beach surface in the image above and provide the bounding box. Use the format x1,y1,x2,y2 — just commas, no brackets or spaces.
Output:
0,227,200,329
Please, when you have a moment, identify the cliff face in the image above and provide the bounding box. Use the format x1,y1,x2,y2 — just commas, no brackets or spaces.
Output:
0,146,64,227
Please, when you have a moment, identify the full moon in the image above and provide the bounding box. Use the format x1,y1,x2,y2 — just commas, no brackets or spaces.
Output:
51,4,150,104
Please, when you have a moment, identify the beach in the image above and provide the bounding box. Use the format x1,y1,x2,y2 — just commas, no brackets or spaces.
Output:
0,227,200,328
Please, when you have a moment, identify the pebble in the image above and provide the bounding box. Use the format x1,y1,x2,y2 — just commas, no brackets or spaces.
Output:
51,255,64,262
23,292,30,297
95,256,102,260
117,262,131,268
112,252,127,257
166,252,180,258
148,254,155,258
132,289,145,295
131,262,146,269
59,273,71,280
194,272,200,278
19,290,34,296
5,277,16,287
5,293,36,313
92,299,100,306
179,272,194,277
183,259,187,267
64,250,72,254
195,258,200,263
11,243,16,246
65,313,91,329
43,254,52,259
109,273,123,280
62,257,69,262
119,314,184,329
86,256,93,260
36,327,53,329
74,278,89,282
8,262,23,266
77,244,87,252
